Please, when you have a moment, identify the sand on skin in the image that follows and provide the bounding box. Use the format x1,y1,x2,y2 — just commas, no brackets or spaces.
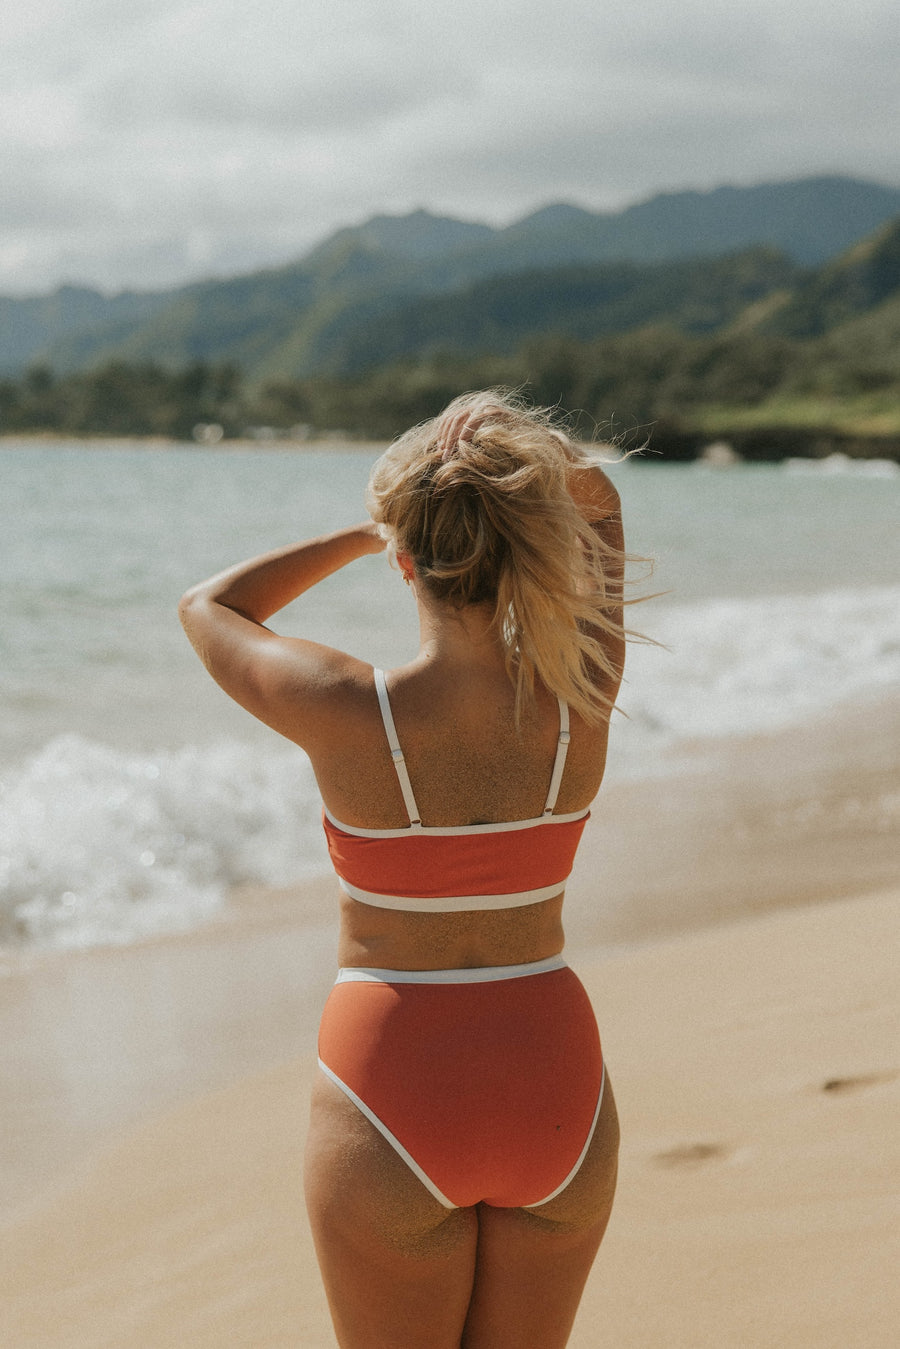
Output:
1,888,898,1349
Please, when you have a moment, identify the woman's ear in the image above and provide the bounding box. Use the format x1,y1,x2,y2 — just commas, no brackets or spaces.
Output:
396,550,415,585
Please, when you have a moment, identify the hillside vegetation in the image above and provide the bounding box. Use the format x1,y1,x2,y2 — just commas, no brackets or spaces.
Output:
3,175,900,380
2,177,900,455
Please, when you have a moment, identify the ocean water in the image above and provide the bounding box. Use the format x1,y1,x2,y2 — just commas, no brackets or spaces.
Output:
2,441,899,954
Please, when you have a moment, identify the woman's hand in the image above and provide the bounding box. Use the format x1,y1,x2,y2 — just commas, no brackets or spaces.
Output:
434,400,620,528
434,398,505,461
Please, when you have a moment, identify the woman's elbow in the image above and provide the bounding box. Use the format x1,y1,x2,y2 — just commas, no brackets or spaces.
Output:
178,586,197,625
177,585,214,645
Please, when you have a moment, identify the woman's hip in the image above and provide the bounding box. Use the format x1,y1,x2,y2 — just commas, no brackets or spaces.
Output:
316,955,604,1209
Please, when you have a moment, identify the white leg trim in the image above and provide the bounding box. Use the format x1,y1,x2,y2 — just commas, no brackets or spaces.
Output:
317,1059,457,1209
524,1061,606,1209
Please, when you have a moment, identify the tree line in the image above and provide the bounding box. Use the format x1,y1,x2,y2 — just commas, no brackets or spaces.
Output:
2,320,899,454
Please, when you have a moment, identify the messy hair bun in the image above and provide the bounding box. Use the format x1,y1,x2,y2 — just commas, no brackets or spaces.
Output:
366,391,629,725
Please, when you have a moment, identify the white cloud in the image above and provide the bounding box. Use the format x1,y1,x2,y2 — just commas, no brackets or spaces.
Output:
0,0,898,293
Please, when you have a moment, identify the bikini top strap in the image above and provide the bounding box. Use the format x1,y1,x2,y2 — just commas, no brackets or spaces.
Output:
542,699,571,815
373,668,422,827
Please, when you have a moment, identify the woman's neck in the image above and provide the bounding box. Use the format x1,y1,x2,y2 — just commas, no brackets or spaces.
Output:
412,593,505,671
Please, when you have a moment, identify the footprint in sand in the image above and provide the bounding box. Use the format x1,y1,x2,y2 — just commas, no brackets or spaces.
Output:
653,1142,727,1167
820,1070,897,1094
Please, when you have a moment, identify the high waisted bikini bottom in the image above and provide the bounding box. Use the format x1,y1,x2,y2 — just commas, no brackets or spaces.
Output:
316,954,604,1210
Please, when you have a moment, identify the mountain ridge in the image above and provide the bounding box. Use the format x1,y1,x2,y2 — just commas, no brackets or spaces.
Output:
2,175,900,379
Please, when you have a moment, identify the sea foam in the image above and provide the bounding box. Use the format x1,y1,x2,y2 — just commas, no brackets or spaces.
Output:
621,583,900,746
0,736,326,952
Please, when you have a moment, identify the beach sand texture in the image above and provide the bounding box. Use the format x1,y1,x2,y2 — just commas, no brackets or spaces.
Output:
2,703,898,1347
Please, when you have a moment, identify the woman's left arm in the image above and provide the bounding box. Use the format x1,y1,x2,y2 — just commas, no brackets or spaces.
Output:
178,522,385,741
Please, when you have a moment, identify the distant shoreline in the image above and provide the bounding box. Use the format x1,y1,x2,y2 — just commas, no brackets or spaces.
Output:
3,426,900,463
0,431,388,453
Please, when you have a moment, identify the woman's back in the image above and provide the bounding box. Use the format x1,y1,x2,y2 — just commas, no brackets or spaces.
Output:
310,656,612,833
309,647,612,973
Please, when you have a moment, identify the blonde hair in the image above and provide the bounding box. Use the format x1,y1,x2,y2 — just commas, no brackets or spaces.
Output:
367,390,633,726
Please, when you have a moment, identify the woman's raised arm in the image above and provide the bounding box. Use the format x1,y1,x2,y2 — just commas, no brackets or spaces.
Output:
178,521,385,743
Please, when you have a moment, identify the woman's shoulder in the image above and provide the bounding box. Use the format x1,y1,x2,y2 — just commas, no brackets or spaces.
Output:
244,645,380,753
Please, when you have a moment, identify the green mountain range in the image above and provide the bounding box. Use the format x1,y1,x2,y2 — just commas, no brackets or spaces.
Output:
2,174,900,383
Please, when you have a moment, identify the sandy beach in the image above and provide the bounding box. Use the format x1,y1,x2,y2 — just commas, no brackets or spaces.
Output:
2,697,898,1347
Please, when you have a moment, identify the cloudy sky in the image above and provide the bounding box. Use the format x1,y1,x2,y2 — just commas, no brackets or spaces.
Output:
3,0,899,296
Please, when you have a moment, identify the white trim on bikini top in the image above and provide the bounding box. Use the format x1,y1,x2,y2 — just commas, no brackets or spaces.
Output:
332,875,577,912
373,667,572,830
321,803,590,839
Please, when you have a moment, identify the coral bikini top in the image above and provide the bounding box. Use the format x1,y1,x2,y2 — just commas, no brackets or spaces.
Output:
322,668,590,913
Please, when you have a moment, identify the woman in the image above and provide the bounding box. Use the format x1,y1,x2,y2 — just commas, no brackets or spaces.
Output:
179,392,627,1348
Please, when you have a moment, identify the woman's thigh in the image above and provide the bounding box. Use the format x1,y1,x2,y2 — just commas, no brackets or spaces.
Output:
304,1073,478,1349
304,1066,618,1349
461,1073,620,1349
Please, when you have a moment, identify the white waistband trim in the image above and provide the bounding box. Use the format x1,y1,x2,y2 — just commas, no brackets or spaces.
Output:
335,954,568,984
338,877,569,912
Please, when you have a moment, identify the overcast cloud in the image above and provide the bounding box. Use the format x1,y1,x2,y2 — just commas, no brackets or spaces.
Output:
2,0,899,294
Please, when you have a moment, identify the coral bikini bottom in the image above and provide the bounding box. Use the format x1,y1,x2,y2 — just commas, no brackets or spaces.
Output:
317,954,604,1209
